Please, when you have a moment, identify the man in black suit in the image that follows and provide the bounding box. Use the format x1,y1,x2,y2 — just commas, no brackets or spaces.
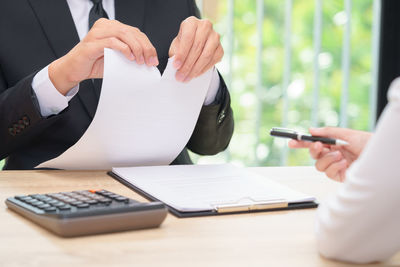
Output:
0,0,234,170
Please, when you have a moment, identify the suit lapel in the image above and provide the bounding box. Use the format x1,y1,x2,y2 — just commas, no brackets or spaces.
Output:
28,0,99,119
28,0,79,58
115,0,147,30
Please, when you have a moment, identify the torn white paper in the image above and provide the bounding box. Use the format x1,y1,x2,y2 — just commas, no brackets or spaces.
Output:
38,48,213,170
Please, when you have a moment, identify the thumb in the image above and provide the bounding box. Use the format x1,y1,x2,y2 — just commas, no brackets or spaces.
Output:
309,127,350,140
168,38,178,57
169,38,183,69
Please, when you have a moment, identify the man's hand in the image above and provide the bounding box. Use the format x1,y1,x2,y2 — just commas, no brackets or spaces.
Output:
169,16,223,82
288,127,372,182
49,18,158,95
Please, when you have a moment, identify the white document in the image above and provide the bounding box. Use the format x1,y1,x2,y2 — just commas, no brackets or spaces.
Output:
38,49,213,170
112,164,316,212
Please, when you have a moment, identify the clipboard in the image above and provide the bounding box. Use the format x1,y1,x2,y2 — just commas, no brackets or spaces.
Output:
108,170,318,218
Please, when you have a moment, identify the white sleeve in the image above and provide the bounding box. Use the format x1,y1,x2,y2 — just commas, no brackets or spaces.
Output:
203,67,220,106
316,77,400,263
31,65,79,117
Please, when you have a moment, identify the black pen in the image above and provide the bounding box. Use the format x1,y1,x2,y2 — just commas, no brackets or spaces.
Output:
270,127,349,146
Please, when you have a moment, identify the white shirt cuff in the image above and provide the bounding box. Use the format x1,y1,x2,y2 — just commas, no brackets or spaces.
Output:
204,68,221,105
31,65,79,117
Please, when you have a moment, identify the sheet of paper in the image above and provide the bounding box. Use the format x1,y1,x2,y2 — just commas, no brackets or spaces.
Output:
112,164,316,212
38,49,213,170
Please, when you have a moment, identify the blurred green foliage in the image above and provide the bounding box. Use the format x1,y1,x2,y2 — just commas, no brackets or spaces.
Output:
193,0,374,166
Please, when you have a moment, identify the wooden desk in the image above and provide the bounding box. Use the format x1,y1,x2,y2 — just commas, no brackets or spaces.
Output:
0,167,399,267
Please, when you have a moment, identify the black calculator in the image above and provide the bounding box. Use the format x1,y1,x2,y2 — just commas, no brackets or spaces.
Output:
5,189,167,237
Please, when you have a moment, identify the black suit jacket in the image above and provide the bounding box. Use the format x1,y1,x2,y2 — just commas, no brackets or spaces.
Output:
0,0,234,170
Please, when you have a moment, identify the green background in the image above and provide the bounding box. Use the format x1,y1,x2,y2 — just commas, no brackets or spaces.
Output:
192,0,374,167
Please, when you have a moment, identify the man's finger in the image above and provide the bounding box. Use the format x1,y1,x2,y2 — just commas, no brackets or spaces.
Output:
199,44,223,75
135,31,158,66
89,19,156,65
173,17,197,70
126,36,144,64
185,32,221,81
104,37,134,60
88,37,134,63
169,37,179,58
85,37,136,79
176,20,211,82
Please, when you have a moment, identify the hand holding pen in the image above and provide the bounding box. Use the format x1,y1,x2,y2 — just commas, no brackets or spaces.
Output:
278,127,372,182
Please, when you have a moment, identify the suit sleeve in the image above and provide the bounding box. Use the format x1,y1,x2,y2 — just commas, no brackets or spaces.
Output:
185,0,234,155
0,67,61,160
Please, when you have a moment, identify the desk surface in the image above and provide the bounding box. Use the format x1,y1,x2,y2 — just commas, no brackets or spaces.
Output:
0,166,399,267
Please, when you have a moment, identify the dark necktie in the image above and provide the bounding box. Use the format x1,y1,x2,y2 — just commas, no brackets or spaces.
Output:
89,0,109,29
88,0,109,99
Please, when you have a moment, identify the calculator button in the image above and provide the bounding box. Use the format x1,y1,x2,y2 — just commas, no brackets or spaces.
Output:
38,204,51,209
115,197,128,202
77,203,89,208
32,201,45,206
16,196,32,201
99,199,112,205
70,201,84,206
58,205,71,210
29,200,40,205
44,207,56,212
86,200,98,205
97,191,112,196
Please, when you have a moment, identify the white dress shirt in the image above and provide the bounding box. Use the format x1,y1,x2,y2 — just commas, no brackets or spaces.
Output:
32,0,220,117
316,78,400,263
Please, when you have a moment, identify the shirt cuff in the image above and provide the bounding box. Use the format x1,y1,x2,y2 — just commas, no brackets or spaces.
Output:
203,67,220,106
31,65,79,117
